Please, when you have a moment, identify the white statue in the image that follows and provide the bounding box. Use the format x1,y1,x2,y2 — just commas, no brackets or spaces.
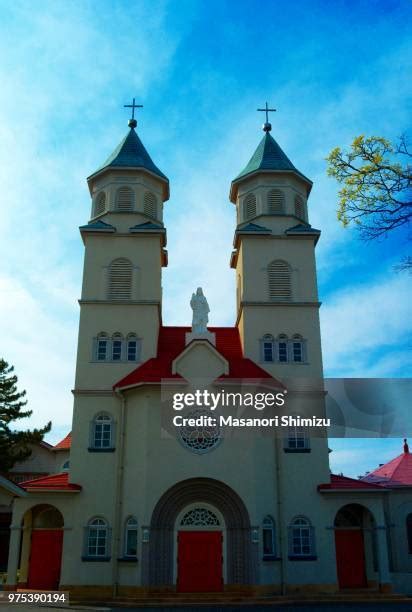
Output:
190,287,210,334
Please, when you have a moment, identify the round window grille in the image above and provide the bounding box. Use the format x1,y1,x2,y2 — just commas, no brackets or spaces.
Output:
178,409,221,454
181,508,220,526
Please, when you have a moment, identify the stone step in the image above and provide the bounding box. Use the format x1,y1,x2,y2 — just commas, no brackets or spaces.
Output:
71,589,408,609
71,591,407,608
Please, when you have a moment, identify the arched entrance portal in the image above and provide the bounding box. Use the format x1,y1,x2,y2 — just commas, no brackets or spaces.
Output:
146,478,254,591
334,504,375,589
22,505,64,590
176,504,224,592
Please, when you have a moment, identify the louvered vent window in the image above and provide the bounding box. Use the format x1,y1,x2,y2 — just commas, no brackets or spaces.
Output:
268,189,284,214
295,196,305,220
144,191,157,218
115,187,134,211
268,260,291,301
244,193,256,220
95,192,106,216
108,258,133,300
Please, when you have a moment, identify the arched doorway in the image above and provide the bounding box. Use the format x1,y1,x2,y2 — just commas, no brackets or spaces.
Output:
176,504,224,592
145,478,254,591
23,505,64,590
334,503,375,589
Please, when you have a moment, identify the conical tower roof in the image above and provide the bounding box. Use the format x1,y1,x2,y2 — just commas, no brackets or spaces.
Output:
361,441,412,487
230,131,312,202
90,127,168,179
88,126,169,198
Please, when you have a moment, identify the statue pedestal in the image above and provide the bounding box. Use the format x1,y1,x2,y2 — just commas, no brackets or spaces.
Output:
185,331,216,346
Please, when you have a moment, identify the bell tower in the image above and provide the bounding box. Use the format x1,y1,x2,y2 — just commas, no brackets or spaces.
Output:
230,107,323,383
74,103,169,390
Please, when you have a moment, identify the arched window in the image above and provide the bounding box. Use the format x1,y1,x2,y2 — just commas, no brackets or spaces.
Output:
94,192,106,216
107,258,133,300
244,193,256,220
180,508,220,526
115,186,134,211
33,507,63,529
124,516,138,557
295,195,305,220
260,333,306,364
85,517,110,559
96,333,109,361
268,260,292,301
91,413,114,450
144,191,157,218
278,334,289,362
292,334,304,363
127,334,139,362
111,333,123,361
407,514,412,553
62,460,70,471
262,334,274,362
285,419,310,451
289,516,315,558
262,515,276,558
267,189,284,214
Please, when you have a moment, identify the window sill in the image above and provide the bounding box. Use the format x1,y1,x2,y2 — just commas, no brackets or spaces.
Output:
81,556,111,562
288,555,317,561
262,362,309,366
92,360,140,364
284,448,311,453
117,557,138,563
88,447,116,453
262,555,281,562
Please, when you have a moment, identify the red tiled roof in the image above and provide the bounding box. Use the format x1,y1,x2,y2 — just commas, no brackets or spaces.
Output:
20,472,81,492
318,474,384,491
54,432,72,450
361,450,412,487
115,326,283,390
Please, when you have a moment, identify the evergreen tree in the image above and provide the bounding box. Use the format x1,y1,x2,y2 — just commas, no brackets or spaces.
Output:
0,359,51,473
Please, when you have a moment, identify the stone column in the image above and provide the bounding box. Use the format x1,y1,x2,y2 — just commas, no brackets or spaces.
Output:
5,526,21,590
375,525,391,593
19,512,32,585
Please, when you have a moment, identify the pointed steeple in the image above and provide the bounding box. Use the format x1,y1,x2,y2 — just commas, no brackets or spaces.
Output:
230,130,312,203
236,131,303,179
88,123,169,200
91,128,168,180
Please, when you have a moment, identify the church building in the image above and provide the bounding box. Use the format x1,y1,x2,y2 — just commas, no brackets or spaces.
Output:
4,107,412,601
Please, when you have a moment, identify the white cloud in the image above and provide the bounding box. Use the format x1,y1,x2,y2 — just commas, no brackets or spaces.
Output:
0,276,77,430
320,273,412,376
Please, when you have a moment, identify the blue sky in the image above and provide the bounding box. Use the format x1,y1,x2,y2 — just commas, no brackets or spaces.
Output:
0,0,411,476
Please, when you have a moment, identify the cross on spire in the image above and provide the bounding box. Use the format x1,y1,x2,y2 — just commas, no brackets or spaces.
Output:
257,102,276,132
124,97,143,128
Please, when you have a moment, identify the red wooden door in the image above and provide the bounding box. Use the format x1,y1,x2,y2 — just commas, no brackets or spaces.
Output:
28,530,63,590
335,529,367,588
177,531,223,592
